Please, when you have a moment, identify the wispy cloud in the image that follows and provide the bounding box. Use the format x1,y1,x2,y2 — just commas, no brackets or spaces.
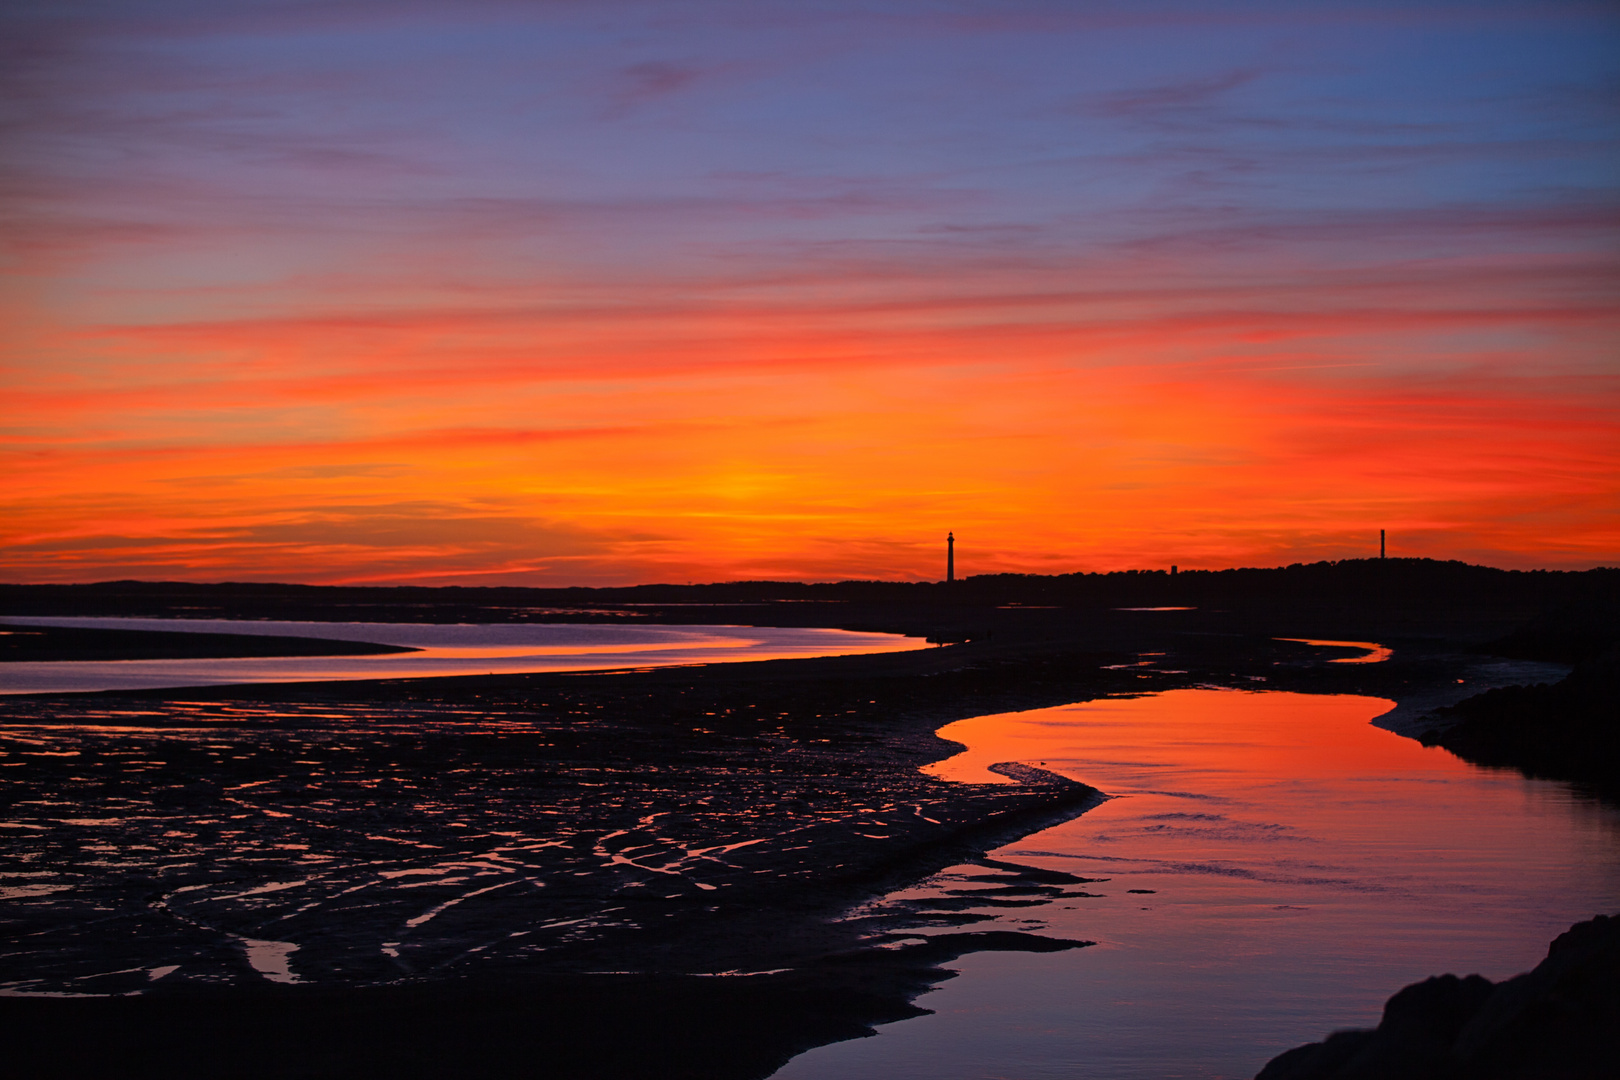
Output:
4,0,1617,581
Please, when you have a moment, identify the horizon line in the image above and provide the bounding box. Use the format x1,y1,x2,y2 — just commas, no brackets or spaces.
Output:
3,555,1617,593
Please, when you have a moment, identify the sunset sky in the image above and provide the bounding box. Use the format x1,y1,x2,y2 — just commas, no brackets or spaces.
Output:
3,0,1617,585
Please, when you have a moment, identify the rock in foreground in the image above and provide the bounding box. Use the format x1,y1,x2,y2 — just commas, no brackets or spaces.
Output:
1257,914,1620,1079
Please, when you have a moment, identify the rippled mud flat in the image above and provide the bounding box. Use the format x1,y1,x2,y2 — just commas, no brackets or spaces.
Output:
0,646,1138,1080
0,680,1110,1001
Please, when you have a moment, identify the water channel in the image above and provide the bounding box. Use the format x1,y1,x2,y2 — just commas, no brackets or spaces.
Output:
0,617,923,694
775,688,1620,1079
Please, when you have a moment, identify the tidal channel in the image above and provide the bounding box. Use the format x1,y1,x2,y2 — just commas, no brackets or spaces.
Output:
775,688,1620,1080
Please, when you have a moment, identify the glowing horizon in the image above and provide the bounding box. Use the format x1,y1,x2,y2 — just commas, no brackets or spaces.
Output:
4,1,1616,586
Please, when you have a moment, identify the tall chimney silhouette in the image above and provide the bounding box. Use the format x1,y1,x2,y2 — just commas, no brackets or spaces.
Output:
947,532,955,583
1380,529,1385,559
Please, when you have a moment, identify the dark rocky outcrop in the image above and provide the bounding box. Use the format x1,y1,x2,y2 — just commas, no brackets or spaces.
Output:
1257,914,1620,1079
1419,648,1620,795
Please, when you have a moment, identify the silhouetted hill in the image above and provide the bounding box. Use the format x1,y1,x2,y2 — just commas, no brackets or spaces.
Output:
3,559,1615,628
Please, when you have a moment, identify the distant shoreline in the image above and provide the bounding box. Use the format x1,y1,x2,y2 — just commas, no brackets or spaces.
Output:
0,621,417,664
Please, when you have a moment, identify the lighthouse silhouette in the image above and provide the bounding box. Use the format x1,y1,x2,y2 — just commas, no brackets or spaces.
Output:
946,532,955,583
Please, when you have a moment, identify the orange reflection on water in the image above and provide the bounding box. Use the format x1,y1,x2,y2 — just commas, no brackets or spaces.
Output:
784,687,1620,1080
0,623,924,695
927,688,1427,787
1275,638,1394,664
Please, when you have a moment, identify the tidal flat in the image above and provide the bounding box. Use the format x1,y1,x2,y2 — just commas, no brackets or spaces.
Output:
0,641,1141,1079
1,565,1615,1079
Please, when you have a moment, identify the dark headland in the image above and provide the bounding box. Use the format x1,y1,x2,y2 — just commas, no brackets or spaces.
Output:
1257,914,1620,1080
1,559,1616,1080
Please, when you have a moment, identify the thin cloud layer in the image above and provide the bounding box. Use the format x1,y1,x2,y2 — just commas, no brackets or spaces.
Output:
2,0,1617,583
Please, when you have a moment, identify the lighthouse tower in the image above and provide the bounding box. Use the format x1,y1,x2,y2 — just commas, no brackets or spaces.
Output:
947,532,955,583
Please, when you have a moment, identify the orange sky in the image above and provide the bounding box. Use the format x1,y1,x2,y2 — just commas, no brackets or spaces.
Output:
3,2,1617,584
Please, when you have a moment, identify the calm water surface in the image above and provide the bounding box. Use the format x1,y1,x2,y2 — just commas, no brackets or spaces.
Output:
0,617,923,693
776,688,1620,1080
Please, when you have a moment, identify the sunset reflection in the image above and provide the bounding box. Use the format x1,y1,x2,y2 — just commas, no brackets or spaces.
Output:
1275,638,1394,664
783,688,1620,1079
927,688,1421,787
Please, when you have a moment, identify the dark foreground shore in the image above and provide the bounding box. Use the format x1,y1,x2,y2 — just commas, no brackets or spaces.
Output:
1258,914,1620,1080
2,562,1616,1079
